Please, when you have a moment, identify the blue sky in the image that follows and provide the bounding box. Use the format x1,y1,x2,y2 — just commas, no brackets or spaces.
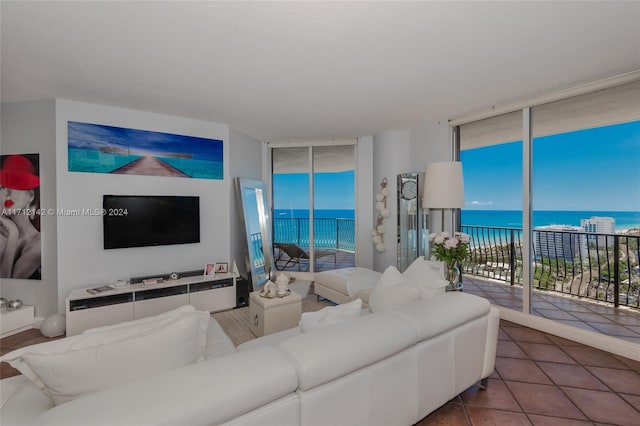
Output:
273,170,355,210
68,121,223,161
461,120,640,211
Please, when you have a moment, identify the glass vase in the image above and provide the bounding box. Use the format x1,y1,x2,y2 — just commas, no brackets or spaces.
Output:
446,260,460,291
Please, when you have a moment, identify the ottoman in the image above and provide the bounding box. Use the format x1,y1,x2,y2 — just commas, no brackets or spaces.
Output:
314,267,381,305
249,291,302,337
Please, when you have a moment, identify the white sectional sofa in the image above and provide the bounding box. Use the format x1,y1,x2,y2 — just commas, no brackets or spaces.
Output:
1,292,499,426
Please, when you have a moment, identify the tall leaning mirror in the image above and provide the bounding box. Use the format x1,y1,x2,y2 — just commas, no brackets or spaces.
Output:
236,178,276,288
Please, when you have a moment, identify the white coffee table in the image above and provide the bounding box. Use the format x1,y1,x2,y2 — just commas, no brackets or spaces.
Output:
249,291,302,337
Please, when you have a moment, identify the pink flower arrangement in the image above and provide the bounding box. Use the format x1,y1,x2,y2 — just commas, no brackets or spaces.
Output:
429,231,470,266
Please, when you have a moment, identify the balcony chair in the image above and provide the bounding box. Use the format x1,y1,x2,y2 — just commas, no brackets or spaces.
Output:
273,242,337,271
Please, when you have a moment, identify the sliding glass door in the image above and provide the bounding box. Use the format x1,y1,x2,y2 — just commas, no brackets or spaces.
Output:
458,79,640,344
271,143,356,272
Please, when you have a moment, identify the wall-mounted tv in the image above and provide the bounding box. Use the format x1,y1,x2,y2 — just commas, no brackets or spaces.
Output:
103,195,200,249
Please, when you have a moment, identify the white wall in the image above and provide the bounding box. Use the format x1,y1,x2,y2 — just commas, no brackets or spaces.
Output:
409,124,452,234
355,137,374,269
371,124,450,271
228,128,262,279
55,100,230,312
0,100,58,317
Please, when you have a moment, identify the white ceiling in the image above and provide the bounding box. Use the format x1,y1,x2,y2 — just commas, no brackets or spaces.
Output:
2,1,639,141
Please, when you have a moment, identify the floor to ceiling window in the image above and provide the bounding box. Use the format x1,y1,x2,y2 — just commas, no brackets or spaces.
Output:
458,78,640,344
271,142,356,273
530,82,640,342
460,110,523,313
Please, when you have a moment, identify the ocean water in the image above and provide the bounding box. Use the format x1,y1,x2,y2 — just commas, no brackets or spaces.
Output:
159,157,223,179
273,209,355,250
68,148,223,179
461,210,640,231
274,209,355,219
68,148,141,173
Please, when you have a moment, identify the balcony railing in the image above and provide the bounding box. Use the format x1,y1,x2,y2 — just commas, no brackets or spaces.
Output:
460,225,640,309
249,217,355,269
273,218,355,251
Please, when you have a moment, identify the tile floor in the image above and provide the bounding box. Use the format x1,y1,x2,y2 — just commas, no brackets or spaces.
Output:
418,320,640,425
464,276,640,345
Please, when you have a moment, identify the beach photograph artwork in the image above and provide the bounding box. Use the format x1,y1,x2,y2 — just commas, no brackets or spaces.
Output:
67,121,223,179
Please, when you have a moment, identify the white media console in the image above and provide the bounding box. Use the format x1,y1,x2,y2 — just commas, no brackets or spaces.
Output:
65,273,236,336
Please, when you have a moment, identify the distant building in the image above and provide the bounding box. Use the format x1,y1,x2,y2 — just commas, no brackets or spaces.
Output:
534,225,587,262
581,216,615,247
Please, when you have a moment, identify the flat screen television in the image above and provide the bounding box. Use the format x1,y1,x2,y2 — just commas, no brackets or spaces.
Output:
103,195,200,249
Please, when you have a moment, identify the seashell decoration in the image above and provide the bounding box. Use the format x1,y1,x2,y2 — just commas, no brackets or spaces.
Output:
371,177,388,252
8,299,23,309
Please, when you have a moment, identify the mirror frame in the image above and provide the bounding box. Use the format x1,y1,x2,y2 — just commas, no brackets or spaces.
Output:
235,178,276,288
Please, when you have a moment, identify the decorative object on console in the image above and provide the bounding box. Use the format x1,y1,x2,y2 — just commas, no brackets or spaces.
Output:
8,299,24,309
429,231,470,290
204,263,216,276
371,177,389,253
86,285,114,295
169,272,180,280
142,277,164,287
40,313,66,337
214,262,228,274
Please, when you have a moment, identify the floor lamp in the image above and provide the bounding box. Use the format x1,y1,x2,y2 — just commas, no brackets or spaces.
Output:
422,161,465,237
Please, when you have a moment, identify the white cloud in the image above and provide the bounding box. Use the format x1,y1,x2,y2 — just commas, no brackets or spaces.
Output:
469,200,494,206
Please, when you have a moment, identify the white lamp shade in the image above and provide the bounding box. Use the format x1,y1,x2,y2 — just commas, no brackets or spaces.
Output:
422,161,465,209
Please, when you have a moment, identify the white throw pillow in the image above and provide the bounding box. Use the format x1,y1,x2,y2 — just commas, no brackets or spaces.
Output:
403,257,448,298
81,304,196,334
18,312,207,406
299,298,362,332
368,266,422,313
1,307,209,404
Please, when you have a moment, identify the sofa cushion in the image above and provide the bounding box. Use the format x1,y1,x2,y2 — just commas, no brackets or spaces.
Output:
402,257,448,298
2,309,210,406
388,292,491,341
298,298,362,332
2,306,209,390
205,318,237,359
21,312,207,406
368,266,422,313
277,311,418,391
0,375,52,426
81,304,197,334
32,347,298,426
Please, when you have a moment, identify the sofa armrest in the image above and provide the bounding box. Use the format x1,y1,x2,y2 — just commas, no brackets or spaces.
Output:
34,347,297,426
481,307,500,379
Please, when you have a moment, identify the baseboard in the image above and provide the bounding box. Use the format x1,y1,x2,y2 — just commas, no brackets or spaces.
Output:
497,306,640,361
33,316,45,329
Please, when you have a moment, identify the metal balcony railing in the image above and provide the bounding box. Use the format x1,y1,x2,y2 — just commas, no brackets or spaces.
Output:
273,218,356,251
460,225,640,309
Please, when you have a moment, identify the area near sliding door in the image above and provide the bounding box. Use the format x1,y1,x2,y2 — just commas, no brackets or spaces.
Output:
457,76,640,345
271,142,356,273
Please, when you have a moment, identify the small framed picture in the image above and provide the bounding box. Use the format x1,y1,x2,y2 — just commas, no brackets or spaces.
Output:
214,262,228,274
204,263,216,276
